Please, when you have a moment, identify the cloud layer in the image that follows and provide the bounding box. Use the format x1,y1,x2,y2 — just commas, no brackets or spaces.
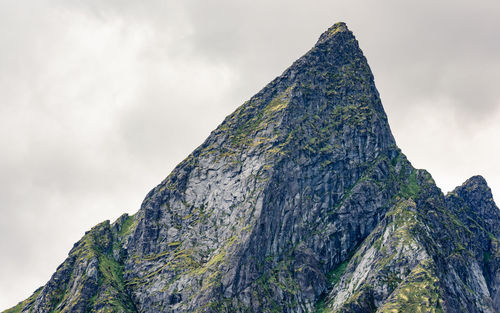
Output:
1,0,499,309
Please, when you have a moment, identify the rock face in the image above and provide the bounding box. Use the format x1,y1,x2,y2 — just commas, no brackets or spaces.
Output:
4,22,500,313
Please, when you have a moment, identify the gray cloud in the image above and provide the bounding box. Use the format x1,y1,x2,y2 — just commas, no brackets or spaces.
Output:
1,0,499,309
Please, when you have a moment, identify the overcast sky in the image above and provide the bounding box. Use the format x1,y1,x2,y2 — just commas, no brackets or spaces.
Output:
1,0,499,309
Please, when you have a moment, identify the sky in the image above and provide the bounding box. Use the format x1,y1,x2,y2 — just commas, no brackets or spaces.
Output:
1,0,499,309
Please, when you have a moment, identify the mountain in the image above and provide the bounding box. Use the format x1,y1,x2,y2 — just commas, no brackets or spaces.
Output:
4,22,500,313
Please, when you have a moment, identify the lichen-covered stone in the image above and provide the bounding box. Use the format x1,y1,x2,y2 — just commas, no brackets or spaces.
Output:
4,22,499,313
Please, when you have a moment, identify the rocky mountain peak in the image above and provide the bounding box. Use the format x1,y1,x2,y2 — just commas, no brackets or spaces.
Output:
316,21,350,45
4,22,499,313
446,175,499,236
454,175,493,198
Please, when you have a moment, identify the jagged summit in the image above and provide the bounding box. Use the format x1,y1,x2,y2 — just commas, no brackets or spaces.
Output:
455,175,492,194
465,174,489,185
447,175,495,207
316,22,350,45
5,22,499,313
215,20,388,129
448,175,497,213
447,175,500,238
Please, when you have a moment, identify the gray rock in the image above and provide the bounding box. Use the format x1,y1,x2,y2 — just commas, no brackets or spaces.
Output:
5,22,499,313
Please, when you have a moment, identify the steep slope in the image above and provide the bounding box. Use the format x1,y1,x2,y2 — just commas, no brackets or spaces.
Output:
319,174,500,313
5,22,499,313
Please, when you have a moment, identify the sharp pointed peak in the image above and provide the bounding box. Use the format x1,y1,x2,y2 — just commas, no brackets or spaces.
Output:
316,21,352,45
328,21,349,32
457,175,490,193
463,175,488,186
448,175,495,203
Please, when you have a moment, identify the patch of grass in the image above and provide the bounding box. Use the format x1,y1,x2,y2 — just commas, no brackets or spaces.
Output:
399,170,421,198
327,260,349,287
313,297,331,313
377,260,444,313
117,214,137,237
